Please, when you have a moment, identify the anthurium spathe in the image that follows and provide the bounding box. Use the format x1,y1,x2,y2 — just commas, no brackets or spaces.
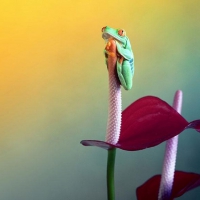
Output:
136,171,200,200
81,96,200,151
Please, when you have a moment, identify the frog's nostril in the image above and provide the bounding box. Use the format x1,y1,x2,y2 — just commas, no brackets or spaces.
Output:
102,26,107,32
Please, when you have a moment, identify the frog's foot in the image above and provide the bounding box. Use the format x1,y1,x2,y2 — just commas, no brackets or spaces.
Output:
104,38,117,58
104,38,119,74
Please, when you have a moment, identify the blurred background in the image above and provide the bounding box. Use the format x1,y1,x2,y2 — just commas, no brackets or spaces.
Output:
0,0,200,199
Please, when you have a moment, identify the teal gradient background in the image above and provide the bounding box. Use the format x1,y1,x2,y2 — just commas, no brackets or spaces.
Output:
0,1,200,199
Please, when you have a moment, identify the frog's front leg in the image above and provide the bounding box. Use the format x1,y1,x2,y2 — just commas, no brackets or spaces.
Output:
117,58,133,90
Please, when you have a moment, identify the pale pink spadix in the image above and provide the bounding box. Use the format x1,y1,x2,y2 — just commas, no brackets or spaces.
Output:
104,38,122,145
105,67,122,145
158,90,183,200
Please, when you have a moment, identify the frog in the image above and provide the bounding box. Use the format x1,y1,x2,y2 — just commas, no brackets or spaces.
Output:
102,26,134,90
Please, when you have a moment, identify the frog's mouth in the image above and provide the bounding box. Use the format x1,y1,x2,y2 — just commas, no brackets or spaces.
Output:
102,33,124,46
102,32,111,40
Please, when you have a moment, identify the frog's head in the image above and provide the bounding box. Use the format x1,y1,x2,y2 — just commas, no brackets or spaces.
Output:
102,26,128,48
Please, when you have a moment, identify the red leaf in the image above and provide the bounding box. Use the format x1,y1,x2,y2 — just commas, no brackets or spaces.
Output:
81,96,200,151
136,171,200,200
118,96,188,150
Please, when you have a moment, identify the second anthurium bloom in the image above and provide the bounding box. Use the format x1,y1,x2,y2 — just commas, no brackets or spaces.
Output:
136,91,200,200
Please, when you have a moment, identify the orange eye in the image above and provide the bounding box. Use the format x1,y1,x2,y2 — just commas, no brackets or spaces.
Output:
102,26,106,32
118,29,126,36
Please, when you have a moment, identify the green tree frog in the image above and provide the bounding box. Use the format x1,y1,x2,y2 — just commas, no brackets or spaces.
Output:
102,26,134,90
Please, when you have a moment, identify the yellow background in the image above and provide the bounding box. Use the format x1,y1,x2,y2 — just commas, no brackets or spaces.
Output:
0,1,200,199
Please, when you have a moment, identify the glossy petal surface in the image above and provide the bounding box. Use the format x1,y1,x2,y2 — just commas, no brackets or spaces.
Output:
81,96,200,151
136,171,200,200
118,96,188,150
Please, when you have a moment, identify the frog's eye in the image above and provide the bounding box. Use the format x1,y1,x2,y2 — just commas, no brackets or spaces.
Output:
118,29,126,36
102,26,106,32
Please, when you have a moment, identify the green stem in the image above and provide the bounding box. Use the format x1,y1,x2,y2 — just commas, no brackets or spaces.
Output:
107,148,116,200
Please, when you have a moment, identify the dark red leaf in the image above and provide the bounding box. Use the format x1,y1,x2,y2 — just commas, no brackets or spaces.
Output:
81,96,200,151
118,96,188,150
136,171,200,200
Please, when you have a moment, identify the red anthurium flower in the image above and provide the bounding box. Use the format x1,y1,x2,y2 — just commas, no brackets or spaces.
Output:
136,171,200,200
81,96,200,151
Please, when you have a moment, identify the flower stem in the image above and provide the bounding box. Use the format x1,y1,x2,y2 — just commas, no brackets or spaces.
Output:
158,90,183,200
107,148,116,200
